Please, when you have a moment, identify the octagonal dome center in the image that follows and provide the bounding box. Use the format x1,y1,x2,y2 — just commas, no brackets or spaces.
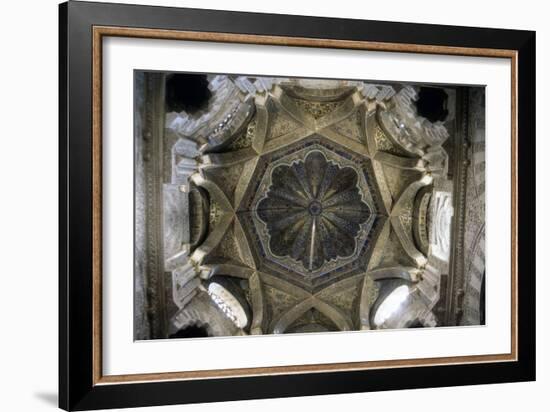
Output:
256,151,371,271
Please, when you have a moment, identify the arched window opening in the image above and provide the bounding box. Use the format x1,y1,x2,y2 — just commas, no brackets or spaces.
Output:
169,324,209,339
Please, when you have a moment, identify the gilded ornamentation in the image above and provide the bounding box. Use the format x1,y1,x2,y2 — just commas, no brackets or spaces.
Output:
257,151,371,272
293,99,343,119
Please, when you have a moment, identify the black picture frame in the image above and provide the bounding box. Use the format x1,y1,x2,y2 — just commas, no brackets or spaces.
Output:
59,1,536,410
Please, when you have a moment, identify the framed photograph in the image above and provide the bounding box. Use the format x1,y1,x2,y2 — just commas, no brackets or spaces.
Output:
59,1,536,410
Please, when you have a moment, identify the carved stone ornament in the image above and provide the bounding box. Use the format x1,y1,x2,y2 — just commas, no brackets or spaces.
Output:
135,74,483,338
257,150,371,272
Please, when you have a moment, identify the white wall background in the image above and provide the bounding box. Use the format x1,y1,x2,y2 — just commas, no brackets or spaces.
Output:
0,0,545,411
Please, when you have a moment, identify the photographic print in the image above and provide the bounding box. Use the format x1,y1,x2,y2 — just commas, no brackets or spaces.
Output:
134,72,486,340
60,4,534,408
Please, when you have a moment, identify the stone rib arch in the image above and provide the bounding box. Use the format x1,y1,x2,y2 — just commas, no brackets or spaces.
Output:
270,297,351,334
171,292,238,337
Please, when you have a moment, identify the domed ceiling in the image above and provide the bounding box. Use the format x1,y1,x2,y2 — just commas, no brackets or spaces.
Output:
256,149,373,273
134,73,486,339
238,139,386,290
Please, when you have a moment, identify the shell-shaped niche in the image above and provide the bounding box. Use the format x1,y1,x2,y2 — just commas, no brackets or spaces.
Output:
257,151,371,271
